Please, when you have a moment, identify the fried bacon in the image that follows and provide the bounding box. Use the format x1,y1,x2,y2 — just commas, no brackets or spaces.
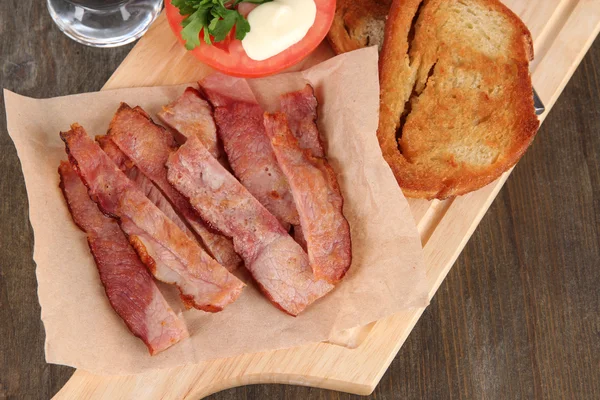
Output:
61,124,244,312
279,85,325,158
279,84,325,245
58,161,188,355
166,136,333,316
158,87,220,158
264,113,352,283
107,103,242,271
97,136,197,243
200,74,299,229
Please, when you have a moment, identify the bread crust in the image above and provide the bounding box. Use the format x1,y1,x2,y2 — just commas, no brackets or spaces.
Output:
377,0,539,199
327,0,392,54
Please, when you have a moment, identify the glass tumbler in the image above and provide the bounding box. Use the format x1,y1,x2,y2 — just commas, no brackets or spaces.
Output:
47,0,163,47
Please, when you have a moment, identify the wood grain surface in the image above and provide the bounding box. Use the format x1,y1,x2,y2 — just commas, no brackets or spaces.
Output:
1,0,599,399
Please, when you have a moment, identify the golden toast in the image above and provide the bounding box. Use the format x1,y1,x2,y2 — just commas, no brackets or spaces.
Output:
379,0,539,199
330,0,540,199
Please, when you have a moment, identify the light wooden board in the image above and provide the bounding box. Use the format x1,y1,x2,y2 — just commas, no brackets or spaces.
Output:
54,1,600,398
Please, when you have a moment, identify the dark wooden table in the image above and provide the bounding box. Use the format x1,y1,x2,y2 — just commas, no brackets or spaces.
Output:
1,1,599,399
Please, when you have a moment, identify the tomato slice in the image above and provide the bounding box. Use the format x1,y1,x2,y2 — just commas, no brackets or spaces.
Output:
165,0,336,78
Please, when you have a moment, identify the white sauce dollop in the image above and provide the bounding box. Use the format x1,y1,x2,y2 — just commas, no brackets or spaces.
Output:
241,0,317,61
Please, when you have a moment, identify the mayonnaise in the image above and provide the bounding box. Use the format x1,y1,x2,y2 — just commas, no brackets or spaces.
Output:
241,0,317,61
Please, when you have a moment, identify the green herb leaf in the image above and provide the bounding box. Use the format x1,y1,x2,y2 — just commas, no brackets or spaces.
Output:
172,0,196,16
208,14,220,31
172,0,271,49
234,12,251,40
203,26,212,45
210,10,238,42
235,0,272,4
180,8,210,50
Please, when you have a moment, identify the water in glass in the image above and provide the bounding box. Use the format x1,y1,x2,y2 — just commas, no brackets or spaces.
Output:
47,0,163,47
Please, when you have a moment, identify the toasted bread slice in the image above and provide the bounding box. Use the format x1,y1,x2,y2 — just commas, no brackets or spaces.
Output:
327,0,392,54
378,0,539,199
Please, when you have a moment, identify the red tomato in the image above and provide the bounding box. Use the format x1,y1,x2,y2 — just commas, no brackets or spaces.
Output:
165,0,336,78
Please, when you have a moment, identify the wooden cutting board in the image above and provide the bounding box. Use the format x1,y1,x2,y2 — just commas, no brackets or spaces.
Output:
54,1,600,398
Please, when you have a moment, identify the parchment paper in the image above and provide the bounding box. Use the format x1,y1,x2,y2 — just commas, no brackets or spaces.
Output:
4,47,428,375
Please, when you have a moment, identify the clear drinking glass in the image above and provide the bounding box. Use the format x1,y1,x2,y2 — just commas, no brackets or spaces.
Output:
47,0,163,48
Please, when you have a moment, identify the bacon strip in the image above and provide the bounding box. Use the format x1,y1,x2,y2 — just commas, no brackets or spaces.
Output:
200,74,299,229
107,103,242,271
61,124,244,312
166,136,333,316
158,87,220,158
97,136,198,242
100,136,240,271
58,161,188,355
264,113,352,283
279,84,324,246
279,85,325,158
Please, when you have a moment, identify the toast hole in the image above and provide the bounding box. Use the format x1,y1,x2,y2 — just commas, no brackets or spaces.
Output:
343,20,352,38
406,0,426,62
395,126,404,155
474,114,491,126
422,61,437,92
397,60,438,159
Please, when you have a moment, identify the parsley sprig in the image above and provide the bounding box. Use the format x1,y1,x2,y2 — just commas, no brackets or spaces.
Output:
172,0,271,50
